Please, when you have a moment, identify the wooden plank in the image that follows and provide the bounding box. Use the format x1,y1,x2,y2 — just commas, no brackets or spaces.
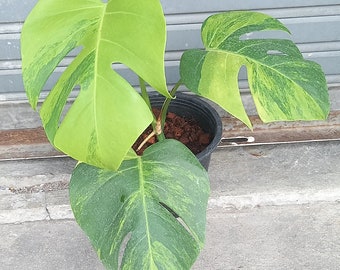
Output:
0,111,339,161
0,127,47,145
0,127,63,161
220,111,340,147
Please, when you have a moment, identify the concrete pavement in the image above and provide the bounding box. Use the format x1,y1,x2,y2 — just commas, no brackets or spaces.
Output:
1,141,340,269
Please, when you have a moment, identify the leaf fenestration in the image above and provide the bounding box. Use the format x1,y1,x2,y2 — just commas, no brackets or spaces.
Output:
69,140,210,269
21,0,170,170
180,11,330,128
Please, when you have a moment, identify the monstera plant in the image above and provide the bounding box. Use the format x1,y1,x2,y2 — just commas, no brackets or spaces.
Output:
21,0,329,269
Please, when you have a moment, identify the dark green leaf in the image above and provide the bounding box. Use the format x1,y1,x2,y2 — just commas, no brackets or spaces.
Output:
69,140,210,269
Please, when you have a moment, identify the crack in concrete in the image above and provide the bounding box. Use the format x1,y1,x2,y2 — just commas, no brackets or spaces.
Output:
45,206,52,220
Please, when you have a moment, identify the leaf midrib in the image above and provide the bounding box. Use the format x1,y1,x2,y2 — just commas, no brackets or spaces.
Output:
92,4,106,157
138,157,156,269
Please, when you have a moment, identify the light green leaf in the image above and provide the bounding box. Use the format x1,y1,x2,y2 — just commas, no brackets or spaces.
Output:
69,140,210,269
180,11,330,128
21,0,170,170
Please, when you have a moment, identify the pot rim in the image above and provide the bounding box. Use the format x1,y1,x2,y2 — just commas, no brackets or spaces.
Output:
149,92,223,169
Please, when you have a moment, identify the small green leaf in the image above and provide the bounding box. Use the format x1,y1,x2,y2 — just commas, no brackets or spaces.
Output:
180,11,330,128
21,0,170,170
69,140,210,269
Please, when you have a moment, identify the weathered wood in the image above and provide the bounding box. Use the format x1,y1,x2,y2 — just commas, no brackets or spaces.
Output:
1,111,339,161
220,111,340,147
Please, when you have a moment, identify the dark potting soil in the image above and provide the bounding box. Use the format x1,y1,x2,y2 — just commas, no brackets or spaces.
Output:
133,108,211,155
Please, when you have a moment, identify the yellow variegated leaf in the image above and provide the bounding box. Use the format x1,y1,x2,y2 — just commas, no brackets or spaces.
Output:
21,0,170,170
180,11,330,128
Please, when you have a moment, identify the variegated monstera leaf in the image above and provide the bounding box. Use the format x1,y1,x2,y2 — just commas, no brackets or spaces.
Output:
21,0,170,170
180,11,330,128
70,140,210,269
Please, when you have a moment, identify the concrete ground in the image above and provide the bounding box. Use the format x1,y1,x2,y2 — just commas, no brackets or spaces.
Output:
1,141,340,269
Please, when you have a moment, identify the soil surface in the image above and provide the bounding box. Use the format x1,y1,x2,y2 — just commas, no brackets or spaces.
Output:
133,108,211,155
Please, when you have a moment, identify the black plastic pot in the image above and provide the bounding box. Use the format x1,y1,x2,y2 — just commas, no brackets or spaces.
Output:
150,92,222,170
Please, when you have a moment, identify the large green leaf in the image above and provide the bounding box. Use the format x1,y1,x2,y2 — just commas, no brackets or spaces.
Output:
180,11,330,128
21,0,170,170
70,140,209,269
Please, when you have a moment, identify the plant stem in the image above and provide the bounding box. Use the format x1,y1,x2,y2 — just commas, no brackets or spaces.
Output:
139,76,164,143
159,79,182,130
139,76,151,110
138,78,182,144
139,76,158,129
137,130,156,152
